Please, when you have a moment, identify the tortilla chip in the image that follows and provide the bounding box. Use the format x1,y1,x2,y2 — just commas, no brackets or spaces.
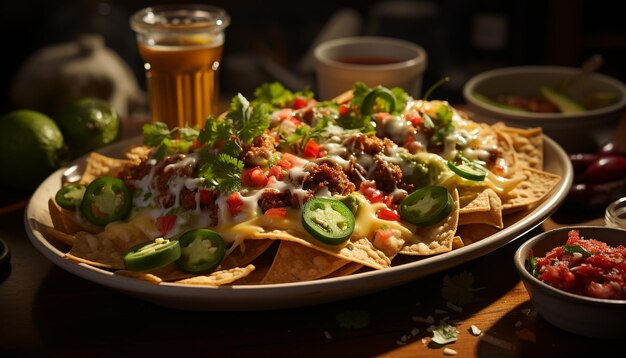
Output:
255,232,391,270
400,188,460,256
124,145,151,164
47,197,100,235
459,188,504,228
454,224,500,245
495,128,518,177
458,187,492,214
79,152,131,184
68,231,125,269
494,124,543,169
115,270,162,284
262,241,349,284
501,166,561,212
175,265,255,286
322,262,364,279
221,239,274,269
452,236,465,250
44,226,75,246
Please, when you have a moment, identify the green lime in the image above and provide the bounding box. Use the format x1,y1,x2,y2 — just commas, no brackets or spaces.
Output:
56,98,121,157
0,110,68,190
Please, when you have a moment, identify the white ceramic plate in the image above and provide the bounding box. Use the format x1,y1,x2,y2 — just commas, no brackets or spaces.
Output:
25,135,573,311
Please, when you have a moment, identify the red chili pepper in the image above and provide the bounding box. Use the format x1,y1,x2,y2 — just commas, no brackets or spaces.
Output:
264,207,287,218
155,215,177,235
377,208,400,221
242,166,269,188
303,139,320,158
226,192,243,216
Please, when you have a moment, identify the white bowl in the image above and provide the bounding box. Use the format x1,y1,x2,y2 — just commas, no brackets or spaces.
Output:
463,66,626,152
514,226,626,338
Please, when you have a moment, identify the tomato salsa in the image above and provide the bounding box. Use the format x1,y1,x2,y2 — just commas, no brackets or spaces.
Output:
528,230,626,300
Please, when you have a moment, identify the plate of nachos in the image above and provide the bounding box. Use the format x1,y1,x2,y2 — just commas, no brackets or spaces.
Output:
25,82,572,310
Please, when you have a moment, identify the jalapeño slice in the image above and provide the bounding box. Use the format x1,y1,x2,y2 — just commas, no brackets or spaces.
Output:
447,158,487,181
361,87,397,115
302,198,355,245
123,238,181,272
176,229,226,274
80,177,132,226
400,186,453,227
54,183,87,210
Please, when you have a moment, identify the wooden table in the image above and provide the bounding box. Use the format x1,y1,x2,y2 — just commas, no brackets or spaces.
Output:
1,204,622,357
1,114,625,357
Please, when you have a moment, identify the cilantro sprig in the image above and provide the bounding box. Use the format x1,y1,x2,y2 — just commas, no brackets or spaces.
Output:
142,122,200,161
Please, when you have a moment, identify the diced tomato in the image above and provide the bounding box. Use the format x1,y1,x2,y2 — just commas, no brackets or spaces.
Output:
192,140,203,149
293,97,308,109
277,108,293,121
155,215,177,235
377,208,400,221
303,139,320,158
405,111,424,127
268,165,283,180
199,189,215,205
279,153,298,169
226,192,243,216
264,207,287,218
242,166,269,188
375,112,392,122
289,116,302,125
360,181,384,203
338,104,350,117
376,228,394,240
318,150,327,158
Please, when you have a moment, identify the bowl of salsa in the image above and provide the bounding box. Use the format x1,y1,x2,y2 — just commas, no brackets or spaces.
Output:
514,226,626,338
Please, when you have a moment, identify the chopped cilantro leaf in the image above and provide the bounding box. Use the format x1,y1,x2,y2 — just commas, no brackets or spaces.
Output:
441,271,481,306
430,103,455,146
143,122,172,146
198,153,243,194
198,117,233,146
431,323,458,345
239,102,271,144
252,82,313,108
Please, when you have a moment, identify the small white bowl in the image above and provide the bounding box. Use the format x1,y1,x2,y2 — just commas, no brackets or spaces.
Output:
463,66,626,152
514,226,626,339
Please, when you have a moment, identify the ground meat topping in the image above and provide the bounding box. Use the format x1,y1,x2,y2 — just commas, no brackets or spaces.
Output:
303,161,355,195
242,133,277,167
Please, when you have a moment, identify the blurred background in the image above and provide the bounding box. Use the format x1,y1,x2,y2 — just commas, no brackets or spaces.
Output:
1,0,625,116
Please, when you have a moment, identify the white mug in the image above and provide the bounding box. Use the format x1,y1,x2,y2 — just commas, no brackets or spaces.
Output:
313,36,428,100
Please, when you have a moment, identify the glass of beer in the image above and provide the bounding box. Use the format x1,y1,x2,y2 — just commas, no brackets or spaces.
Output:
130,4,230,128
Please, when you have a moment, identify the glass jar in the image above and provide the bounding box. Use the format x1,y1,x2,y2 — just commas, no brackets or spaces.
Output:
605,197,626,228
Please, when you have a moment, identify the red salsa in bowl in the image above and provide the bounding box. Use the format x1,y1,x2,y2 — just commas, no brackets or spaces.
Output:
528,229,626,300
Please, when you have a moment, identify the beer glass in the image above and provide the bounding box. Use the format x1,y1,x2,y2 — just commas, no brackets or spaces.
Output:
131,4,230,128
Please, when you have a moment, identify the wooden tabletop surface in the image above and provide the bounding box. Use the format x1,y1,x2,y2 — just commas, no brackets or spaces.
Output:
1,114,625,357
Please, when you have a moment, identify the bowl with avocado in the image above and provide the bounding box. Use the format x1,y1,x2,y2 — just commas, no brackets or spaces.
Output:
463,66,626,152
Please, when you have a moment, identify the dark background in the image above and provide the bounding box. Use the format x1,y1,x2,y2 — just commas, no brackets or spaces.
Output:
1,0,625,115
